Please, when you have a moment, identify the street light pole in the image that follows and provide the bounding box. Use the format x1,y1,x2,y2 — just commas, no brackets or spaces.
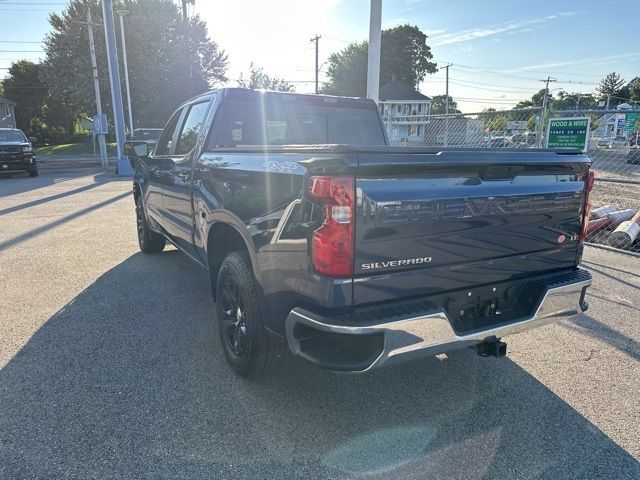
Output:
117,10,134,135
182,0,194,97
102,0,131,175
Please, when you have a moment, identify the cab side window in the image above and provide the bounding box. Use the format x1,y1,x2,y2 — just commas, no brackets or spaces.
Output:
174,100,211,155
154,108,184,156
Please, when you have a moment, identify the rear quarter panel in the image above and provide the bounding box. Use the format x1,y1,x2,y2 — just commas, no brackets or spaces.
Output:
192,151,354,334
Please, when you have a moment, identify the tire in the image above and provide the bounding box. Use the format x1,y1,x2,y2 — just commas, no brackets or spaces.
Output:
28,168,38,177
215,251,284,379
135,195,165,253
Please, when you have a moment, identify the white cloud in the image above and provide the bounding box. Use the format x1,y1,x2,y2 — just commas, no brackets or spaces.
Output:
424,28,447,37
503,52,640,72
429,12,578,46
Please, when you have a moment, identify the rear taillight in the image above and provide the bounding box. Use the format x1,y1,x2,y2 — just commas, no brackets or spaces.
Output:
579,169,595,242
308,176,354,277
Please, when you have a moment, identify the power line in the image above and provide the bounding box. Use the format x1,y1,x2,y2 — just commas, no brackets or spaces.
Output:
454,97,524,104
450,78,542,91
0,2,66,4
555,79,599,86
0,40,42,43
449,64,543,81
460,65,605,82
322,35,349,43
448,79,537,93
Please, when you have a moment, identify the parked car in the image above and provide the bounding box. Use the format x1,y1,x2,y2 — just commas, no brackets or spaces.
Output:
627,146,640,165
126,88,592,378
488,136,513,148
0,128,38,177
131,128,163,151
597,137,627,148
511,132,537,147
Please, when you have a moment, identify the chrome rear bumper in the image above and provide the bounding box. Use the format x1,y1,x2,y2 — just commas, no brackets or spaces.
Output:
285,269,591,372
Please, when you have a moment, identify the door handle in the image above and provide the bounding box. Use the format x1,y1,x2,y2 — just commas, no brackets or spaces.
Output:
177,171,190,182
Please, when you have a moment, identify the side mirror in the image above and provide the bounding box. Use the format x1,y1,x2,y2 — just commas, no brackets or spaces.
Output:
29,136,37,145
125,140,150,159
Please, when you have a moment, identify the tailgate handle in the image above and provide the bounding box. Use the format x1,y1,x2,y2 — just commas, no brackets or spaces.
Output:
480,165,525,180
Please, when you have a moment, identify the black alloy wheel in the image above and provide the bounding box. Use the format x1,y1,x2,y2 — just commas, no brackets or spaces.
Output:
215,251,284,378
220,274,249,357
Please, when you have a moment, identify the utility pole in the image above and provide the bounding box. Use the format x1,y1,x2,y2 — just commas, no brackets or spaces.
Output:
442,63,452,146
310,34,321,94
102,0,131,175
117,10,134,134
538,76,556,147
442,64,452,115
366,0,382,103
182,0,194,97
86,6,108,170
605,93,618,144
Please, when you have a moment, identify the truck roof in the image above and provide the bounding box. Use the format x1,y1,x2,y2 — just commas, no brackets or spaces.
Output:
182,87,378,109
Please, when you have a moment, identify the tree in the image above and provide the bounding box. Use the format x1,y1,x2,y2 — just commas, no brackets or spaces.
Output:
321,25,437,96
429,95,460,114
513,89,549,109
1,60,77,142
552,91,597,110
478,109,509,132
629,77,640,103
1,61,48,134
237,63,294,92
40,0,228,129
596,72,625,103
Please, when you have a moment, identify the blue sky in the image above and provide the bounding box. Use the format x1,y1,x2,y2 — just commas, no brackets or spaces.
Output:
1,0,639,112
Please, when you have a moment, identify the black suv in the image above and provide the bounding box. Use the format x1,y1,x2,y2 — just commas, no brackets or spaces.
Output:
0,128,38,177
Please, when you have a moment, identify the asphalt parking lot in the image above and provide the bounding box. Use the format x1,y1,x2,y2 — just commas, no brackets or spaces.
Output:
1,168,639,479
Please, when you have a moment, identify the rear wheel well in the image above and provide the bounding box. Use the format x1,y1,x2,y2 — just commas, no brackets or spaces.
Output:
207,223,250,295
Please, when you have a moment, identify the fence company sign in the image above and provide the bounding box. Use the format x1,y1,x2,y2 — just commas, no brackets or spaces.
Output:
546,117,590,150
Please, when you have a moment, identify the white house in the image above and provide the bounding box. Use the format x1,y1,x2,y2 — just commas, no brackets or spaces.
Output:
0,96,17,128
378,79,431,143
594,102,639,138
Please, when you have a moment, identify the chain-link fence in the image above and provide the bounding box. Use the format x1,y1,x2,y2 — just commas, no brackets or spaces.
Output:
383,107,640,254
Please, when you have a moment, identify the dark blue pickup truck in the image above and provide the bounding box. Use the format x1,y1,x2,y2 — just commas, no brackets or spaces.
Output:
126,88,592,378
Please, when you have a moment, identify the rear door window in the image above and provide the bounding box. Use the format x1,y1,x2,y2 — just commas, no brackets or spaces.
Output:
175,100,212,155
155,108,184,156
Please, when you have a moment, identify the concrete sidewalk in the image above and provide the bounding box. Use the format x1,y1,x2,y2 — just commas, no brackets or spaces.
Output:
37,153,118,169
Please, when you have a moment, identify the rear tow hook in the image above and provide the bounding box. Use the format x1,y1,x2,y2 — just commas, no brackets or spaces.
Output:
475,339,507,358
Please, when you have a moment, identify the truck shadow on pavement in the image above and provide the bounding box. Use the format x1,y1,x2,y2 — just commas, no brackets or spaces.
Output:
1,251,639,479
0,173,114,217
0,168,105,197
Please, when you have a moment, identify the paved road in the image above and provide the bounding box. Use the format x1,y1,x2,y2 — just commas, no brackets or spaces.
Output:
1,169,638,479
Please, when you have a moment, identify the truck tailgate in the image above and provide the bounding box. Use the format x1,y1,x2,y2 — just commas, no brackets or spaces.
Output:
353,150,590,305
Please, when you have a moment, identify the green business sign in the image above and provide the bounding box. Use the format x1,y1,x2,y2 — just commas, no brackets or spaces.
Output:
624,112,638,132
546,117,590,150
